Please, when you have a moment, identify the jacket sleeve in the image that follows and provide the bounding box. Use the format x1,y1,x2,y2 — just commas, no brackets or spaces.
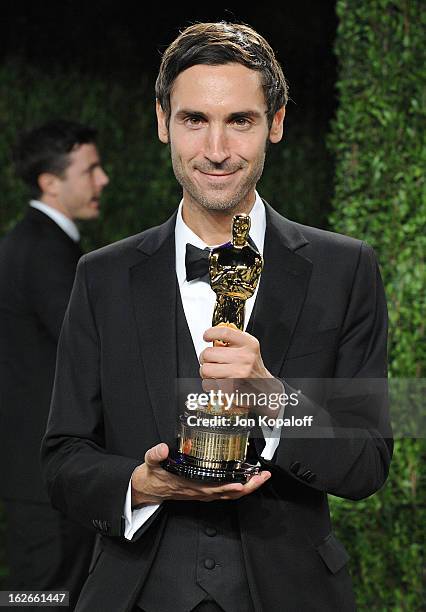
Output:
259,243,393,500
41,256,141,537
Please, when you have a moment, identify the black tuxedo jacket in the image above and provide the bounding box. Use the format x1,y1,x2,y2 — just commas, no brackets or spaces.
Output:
41,203,393,611
0,207,82,501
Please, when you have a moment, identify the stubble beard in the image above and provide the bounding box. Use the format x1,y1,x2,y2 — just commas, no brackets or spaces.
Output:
170,145,266,213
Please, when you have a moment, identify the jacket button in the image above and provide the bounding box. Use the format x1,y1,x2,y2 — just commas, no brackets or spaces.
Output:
204,558,216,570
205,527,217,537
300,469,317,483
289,461,301,474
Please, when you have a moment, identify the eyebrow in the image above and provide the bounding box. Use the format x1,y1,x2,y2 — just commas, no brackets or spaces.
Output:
228,110,265,120
175,109,265,121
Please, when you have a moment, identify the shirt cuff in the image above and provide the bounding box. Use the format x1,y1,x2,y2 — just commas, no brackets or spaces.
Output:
123,476,161,540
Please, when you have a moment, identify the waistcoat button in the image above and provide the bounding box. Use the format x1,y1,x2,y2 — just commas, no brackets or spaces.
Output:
204,558,216,570
205,526,217,537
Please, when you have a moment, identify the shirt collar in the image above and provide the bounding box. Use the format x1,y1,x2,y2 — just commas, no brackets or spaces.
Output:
175,191,266,286
30,200,80,242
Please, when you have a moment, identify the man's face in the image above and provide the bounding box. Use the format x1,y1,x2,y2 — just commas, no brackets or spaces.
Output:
55,143,109,220
157,63,285,214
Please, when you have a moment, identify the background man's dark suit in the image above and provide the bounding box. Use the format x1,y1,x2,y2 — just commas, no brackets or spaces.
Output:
0,207,95,599
42,203,393,612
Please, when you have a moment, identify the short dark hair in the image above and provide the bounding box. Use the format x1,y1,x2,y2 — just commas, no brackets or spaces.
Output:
13,119,97,199
155,22,288,129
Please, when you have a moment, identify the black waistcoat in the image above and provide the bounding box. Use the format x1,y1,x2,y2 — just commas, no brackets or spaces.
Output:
137,286,254,612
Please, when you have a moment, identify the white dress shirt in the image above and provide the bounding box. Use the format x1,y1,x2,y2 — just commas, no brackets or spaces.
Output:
30,200,80,242
124,192,283,540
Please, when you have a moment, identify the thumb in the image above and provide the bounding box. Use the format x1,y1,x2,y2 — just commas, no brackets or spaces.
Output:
144,443,169,467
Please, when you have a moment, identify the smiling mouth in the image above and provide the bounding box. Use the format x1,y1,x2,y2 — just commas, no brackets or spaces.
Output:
197,169,238,178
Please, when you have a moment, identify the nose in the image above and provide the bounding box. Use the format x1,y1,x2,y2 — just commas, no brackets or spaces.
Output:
96,167,109,189
204,124,230,165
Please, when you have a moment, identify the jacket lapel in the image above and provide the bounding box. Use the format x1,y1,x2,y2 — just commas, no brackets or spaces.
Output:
249,203,313,376
129,214,178,446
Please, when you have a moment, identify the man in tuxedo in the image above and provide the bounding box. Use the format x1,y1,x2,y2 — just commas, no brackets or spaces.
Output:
0,120,109,607
41,23,392,612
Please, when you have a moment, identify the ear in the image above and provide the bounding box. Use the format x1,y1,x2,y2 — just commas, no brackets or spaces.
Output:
38,172,62,198
156,99,169,144
268,106,286,144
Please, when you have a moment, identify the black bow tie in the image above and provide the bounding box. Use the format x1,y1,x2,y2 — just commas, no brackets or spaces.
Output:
185,244,211,282
185,237,259,282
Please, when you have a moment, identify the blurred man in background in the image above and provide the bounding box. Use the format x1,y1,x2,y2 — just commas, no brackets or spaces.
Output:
0,119,109,608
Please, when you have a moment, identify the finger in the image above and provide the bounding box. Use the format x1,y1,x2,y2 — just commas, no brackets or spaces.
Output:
183,481,245,497
144,443,169,467
225,471,271,499
169,481,245,501
201,378,235,396
201,378,219,394
209,472,271,500
242,471,271,493
203,326,249,347
200,346,237,365
207,482,245,494
200,362,241,379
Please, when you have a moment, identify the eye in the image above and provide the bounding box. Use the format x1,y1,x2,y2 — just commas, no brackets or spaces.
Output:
231,117,252,129
185,115,205,128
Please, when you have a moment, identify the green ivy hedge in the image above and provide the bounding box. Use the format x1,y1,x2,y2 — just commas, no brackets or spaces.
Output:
328,1,425,609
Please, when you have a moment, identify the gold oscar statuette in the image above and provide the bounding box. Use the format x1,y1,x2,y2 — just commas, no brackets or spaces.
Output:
162,213,263,482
